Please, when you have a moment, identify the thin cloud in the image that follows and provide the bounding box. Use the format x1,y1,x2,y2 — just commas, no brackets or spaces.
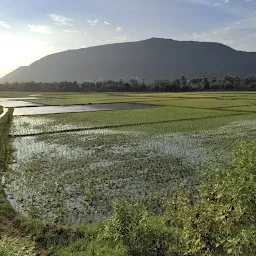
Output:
0,21,11,29
100,35,130,45
116,26,122,31
104,21,111,25
63,29,79,33
181,0,230,7
28,25,52,34
174,13,256,52
50,14,73,26
112,35,129,41
88,19,98,26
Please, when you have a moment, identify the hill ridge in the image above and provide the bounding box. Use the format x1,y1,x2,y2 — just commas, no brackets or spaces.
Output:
1,38,256,83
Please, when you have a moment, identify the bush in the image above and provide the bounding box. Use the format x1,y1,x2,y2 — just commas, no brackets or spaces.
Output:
99,199,178,256
165,141,256,255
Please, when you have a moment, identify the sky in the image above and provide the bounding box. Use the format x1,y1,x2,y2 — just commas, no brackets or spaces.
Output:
0,0,255,78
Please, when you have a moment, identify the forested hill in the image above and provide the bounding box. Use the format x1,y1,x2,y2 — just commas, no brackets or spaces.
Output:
1,37,256,83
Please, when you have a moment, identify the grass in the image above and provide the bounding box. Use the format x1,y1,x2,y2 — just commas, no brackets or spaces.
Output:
31,94,150,106
28,92,256,107
0,108,18,235
134,98,256,108
0,234,36,256
222,104,256,112
117,113,256,134
11,107,237,136
131,91,256,98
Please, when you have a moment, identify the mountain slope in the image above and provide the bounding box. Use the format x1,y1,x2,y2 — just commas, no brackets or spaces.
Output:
1,38,256,83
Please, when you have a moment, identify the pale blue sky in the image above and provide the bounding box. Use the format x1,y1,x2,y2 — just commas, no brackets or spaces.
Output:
0,0,255,77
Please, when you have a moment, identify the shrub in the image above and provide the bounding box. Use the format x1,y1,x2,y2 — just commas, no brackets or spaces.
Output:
99,199,178,256
165,141,256,255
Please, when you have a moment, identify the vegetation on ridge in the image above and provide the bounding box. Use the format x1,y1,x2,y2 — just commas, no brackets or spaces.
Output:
1,75,256,92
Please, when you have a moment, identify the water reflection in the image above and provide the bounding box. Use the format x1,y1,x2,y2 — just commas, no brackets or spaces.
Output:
13,103,153,116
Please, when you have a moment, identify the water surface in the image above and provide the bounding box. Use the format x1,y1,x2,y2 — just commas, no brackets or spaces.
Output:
0,101,40,107
13,103,153,116
0,97,40,107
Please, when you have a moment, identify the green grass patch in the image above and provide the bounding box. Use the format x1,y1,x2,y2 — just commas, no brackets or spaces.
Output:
31,96,149,106
116,113,256,134
131,91,256,99
134,98,256,109
28,92,256,107
0,234,36,256
24,107,235,131
222,105,256,112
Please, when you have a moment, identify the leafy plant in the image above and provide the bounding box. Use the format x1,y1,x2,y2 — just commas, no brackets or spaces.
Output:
0,234,35,256
165,141,256,255
99,199,177,256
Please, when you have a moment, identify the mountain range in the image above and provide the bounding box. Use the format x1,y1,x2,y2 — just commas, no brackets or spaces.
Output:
1,38,256,83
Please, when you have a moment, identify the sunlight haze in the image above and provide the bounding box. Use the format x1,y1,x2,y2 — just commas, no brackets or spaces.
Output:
0,0,255,78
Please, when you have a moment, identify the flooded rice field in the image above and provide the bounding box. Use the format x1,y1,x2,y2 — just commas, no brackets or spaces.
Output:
13,103,153,116
2,93,256,225
0,97,153,115
3,117,256,224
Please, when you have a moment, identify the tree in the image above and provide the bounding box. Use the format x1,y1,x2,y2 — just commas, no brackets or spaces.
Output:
180,76,187,87
203,77,210,90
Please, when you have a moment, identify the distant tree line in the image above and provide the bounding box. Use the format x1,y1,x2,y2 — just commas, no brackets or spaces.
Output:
1,75,256,92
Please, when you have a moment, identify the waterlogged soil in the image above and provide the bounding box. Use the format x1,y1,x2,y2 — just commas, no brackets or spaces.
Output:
4,129,190,224
4,119,256,225
0,96,153,115
13,103,153,116
10,116,83,135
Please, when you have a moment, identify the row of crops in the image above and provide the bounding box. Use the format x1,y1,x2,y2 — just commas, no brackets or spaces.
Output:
9,107,247,136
